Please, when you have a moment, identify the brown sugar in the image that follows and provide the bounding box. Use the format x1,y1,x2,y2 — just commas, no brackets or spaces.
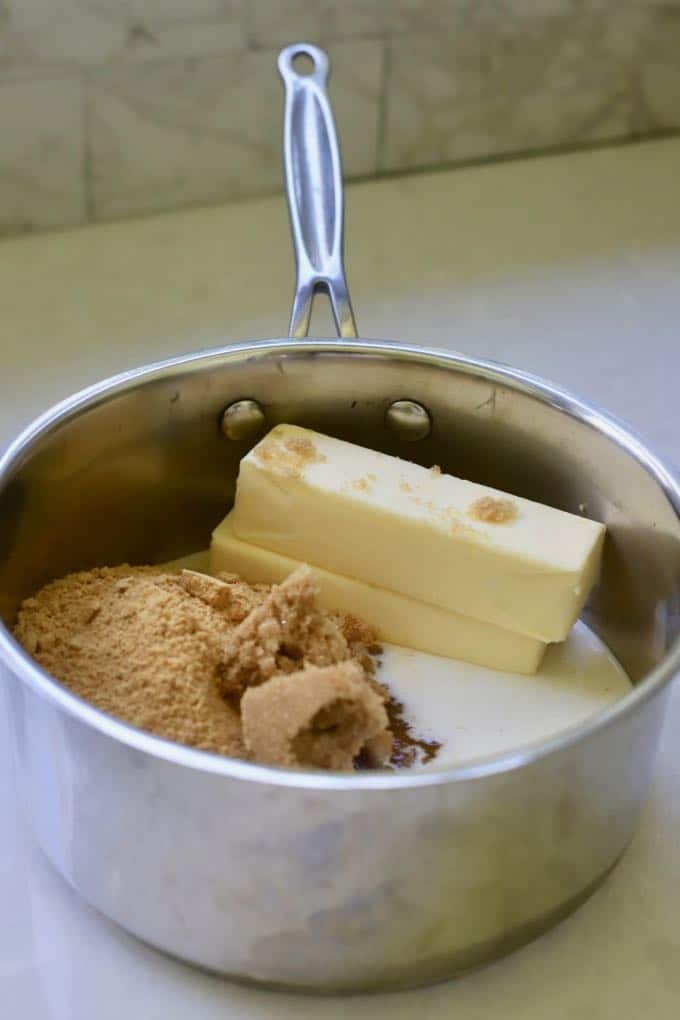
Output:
349,473,376,493
332,611,382,680
13,563,390,769
254,434,325,478
213,571,272,622
178,569,234,610
384,696,442,768
469,495,518,524
241,661,391,770
284,435,325,463
13,566,246,757
219,566,353,699
13,562,436,771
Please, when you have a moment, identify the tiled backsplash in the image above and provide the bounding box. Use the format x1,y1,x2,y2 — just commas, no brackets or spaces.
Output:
0,1,678,235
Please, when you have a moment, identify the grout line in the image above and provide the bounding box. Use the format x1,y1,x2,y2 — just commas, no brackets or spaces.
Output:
376,34,391,173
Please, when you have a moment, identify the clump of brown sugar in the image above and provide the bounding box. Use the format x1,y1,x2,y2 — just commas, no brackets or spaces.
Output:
469,495,518,524
242,661,390,770
219,566,356,699
13,562,396,770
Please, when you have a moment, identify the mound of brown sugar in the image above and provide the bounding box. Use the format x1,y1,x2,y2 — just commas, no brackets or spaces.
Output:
13,563,393,769
242,661,389,770
14,565,247,757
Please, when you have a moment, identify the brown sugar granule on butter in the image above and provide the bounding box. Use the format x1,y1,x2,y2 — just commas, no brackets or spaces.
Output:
254,434,325,478
469,495,518,524
241,661,391,770
14,566,245,757
219,565,352,699
349,472,376,493
284,435,325,463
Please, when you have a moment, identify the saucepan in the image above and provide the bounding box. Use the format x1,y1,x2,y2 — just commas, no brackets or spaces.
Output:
0,44,678,994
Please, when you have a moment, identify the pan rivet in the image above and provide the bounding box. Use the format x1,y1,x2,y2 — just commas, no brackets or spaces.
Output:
220,400,266,441
385,400,431,441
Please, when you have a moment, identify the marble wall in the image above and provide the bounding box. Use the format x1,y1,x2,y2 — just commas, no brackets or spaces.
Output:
0,1,678,235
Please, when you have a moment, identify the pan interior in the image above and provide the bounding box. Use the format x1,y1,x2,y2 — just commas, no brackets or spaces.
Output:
1,342,678,687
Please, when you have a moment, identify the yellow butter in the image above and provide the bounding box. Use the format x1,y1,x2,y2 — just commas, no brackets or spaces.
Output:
211,513,546,674
230,425,605,642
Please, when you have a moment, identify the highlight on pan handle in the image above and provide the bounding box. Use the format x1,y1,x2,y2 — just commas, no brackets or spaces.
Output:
278,43,358,340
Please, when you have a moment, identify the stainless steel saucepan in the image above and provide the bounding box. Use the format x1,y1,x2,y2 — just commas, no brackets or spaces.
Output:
1,44,678,994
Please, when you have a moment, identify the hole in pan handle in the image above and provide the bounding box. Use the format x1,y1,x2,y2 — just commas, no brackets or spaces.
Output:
278,43,358,341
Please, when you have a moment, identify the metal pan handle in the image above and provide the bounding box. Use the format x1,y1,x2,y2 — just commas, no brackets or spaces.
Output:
278,43,358,340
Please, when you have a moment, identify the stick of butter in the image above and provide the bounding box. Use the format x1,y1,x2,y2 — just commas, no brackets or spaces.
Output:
230,425,604,643
211,513,546,674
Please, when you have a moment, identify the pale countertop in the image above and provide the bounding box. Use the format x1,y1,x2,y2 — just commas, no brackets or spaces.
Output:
2,137,680,1019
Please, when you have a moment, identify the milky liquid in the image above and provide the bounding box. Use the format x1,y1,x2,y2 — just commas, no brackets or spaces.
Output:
379,621,631,769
